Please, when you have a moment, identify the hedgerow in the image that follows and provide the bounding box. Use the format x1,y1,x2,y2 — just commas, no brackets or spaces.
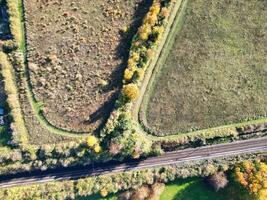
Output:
0,151,265,200
0,140,103,175
6,0,24,48
122,0,172,88
154,124,267,151
0,52,28,145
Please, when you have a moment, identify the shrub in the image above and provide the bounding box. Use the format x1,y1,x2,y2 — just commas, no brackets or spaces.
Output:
87,136,98,148
122,84,139,100
100,188,108,197
131,185,150,200
109,142,123,155
136,68,145,79
160,7,170,18
149,3,161,16
131,52,140,61
128,58,137,70
144,13,158,26
124,68,134,81
139,24,152,41
146,48,154,59
94,144,102,153
207,171,228,191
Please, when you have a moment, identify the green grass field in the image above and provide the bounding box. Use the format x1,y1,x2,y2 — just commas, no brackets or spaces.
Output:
160,178,254,200
145,0,267,135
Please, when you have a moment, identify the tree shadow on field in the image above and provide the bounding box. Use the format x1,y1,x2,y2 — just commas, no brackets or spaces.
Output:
110,0,153,90
87,0,153,134
84,92,118,133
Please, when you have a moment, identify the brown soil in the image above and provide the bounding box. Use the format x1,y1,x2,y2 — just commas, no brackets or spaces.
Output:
24,0,151,133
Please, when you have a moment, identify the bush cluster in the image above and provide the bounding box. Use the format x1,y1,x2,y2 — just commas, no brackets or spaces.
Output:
103,112,152,159
87,136,102,153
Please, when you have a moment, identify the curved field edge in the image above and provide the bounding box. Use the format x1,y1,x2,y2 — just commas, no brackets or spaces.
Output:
137,0,267,139
6,0,90,140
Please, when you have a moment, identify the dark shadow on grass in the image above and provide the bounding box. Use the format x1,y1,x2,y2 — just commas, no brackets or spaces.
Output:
86,0,153,134
84,92,118,134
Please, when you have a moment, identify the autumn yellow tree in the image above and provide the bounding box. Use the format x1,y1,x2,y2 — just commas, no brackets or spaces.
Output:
235,160,267,200
93,144,102,153
122,84,139,100
87,136,97,148
139,24,152,41
124,68,134,81
100,188,108,197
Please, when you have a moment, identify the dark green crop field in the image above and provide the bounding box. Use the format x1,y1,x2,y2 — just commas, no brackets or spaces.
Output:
145,0,267,134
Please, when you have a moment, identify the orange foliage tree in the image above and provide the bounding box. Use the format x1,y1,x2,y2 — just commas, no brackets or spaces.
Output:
235,160,267,200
